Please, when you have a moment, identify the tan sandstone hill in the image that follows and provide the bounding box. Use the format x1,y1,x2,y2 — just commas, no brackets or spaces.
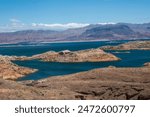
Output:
31,48,120,62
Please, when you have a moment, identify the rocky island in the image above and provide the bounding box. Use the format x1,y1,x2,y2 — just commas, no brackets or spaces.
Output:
101,41,150,50
31,48,120,62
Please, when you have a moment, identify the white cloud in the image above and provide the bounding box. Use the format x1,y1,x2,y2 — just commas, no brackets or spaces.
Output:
31,23,89,29
98,22,116,25
0,18,117,32
0,19,89,32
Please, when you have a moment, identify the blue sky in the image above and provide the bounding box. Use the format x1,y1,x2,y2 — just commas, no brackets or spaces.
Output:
0,0,150,31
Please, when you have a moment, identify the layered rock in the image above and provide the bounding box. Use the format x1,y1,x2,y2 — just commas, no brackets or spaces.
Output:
32,48,120,62
0,56,37,80
101,41,150,50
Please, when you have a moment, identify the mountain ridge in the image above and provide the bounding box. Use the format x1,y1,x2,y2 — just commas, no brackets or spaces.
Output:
0,23,150,44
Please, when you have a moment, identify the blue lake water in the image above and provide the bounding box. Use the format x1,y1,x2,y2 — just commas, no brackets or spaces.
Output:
0,40,127,56
0,40,150,80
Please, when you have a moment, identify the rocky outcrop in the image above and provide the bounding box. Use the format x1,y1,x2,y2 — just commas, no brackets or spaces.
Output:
31,48,120,62
0,79,47,99
0,56,37,80
101,41,150,50
25,65,149,100
0,63,148,100
144,62,150,67
0,64,150,99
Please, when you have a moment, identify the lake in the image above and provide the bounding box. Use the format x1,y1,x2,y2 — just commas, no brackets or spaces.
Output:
0,40,150,80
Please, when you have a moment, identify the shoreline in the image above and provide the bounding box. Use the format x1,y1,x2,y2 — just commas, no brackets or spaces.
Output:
1,40,150,81
0,63,150,99
0,38,150,46
0,39,110,46
0,51,150,99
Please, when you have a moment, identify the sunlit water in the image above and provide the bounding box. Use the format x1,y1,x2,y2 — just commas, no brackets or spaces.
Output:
0,40,150,80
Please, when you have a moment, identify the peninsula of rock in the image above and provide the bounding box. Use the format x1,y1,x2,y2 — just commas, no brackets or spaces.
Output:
101,41,150,50
0,56,37,80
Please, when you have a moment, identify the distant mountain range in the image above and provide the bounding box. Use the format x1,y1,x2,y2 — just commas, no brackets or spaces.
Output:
0,23,150,44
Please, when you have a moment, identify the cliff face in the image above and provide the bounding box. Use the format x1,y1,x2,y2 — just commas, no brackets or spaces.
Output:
0,56,37,80
101,41,150,50
32,49,120,62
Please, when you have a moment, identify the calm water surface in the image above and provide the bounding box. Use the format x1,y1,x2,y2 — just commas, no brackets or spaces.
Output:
0,40,150,80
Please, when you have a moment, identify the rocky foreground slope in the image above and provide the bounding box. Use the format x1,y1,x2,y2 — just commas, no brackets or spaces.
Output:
0,56,37,80
0,43,150,99
0,63,150,100
101,41,150,50
31,48,120,62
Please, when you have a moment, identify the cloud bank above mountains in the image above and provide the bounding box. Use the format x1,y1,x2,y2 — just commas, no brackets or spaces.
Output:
0,19,90,32
0,19,118,32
